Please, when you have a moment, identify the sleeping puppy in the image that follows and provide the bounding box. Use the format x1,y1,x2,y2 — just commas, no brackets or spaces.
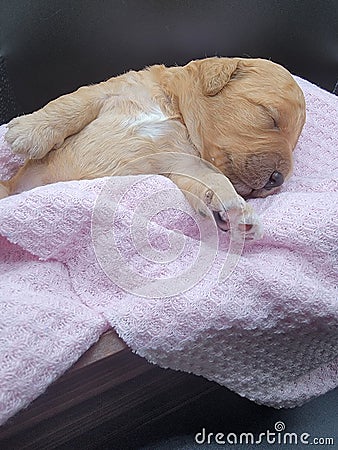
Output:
1,57,305,240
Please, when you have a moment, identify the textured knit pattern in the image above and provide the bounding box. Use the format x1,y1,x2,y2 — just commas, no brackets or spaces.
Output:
0,77,337,425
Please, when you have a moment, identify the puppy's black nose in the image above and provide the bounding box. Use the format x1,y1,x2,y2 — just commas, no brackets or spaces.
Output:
264,171,284,190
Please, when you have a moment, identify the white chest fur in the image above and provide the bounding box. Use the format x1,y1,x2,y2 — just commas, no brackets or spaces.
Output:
122,106,170,138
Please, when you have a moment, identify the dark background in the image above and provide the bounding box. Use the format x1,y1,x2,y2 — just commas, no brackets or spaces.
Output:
0,0,337,123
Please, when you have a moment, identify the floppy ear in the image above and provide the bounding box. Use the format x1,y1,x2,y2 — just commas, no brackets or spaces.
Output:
200,58,239,96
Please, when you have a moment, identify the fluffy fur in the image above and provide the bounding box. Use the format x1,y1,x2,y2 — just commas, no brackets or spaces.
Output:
1,57,306,240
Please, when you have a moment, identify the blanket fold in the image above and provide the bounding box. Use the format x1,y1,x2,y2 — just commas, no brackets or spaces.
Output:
0,77,337,425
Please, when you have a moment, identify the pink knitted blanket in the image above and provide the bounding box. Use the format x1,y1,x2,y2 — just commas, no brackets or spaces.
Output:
0,77,337,425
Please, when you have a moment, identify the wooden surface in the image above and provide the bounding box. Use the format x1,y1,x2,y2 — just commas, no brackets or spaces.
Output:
0,329,219,449
69,329,127,371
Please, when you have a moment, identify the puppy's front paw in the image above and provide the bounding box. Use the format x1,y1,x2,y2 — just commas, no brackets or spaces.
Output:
200,174,263,241
5,114,63,159
216,201,263,242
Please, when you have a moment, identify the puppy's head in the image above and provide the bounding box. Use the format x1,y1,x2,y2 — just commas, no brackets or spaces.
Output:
179,57,306,198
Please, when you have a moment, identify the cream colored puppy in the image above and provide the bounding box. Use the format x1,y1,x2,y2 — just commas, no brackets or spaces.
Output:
1,57,306,240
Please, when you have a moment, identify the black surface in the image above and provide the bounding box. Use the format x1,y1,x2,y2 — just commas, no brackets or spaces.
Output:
136,387,338,450
85,385,337,449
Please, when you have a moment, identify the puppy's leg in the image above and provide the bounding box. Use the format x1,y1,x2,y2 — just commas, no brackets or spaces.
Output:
5,80,116,160
163,156,262,241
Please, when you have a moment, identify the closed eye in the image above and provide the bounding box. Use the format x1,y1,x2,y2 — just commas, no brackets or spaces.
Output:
271,116,279,130
260,105,280,130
